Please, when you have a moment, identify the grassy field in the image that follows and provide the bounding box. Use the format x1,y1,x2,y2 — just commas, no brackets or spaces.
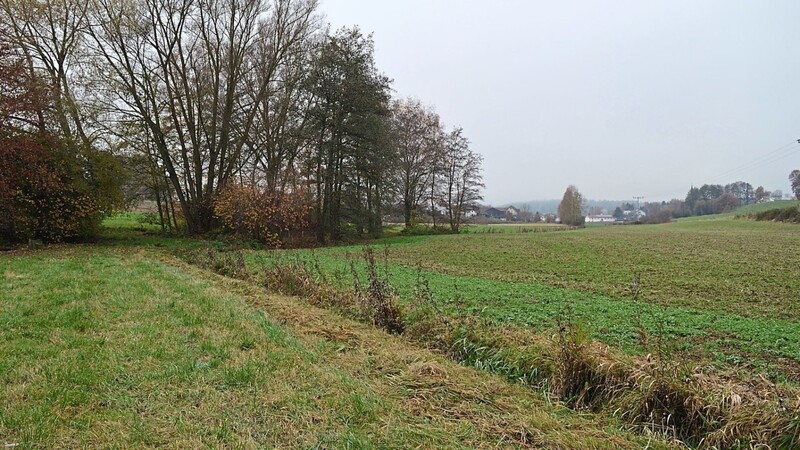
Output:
3,209,798,447
102,212,160,229
0,246,662,448
242,215,800,384
461,223,569,234
375,218,800,321
734,199,800,215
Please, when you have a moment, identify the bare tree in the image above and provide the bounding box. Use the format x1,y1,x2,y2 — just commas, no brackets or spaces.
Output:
519,203,532,222
442,127,483,233
0,0,93,144
243,0,319,192
426,134,445,227
390,97,441,227
86,0,318,233
754,185,770,203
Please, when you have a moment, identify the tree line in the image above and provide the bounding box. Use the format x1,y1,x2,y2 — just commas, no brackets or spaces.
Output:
0,0,484,245
635,179,795,224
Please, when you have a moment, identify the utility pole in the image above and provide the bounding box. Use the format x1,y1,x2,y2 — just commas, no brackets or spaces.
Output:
632,196,645,218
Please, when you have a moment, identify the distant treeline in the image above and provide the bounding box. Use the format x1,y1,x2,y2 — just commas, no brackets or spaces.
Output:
637,181,781,223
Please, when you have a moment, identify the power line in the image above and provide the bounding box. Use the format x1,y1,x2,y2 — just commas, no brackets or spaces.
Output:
643,138,800,200
708,141,799,183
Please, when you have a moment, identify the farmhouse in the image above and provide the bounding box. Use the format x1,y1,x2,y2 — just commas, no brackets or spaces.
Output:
504,206,520,218
483,206,520,221
425,201,479,219
623,210,647,222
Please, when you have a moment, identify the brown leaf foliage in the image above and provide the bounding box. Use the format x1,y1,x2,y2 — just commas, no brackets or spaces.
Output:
0,35,49,132
0,134,100,244
214,184,310,247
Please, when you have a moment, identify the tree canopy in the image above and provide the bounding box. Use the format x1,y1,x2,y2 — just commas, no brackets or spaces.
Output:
0,0,484,244
558,185,585,226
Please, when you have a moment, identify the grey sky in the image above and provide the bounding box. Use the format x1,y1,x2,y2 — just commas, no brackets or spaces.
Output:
321,0,800,204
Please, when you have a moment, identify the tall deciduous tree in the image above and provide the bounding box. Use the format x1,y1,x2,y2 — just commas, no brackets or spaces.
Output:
0,29,48,131
1,0,127,214
699,184,724,201
558,185,585,226
0,37,110,244
87,0,311,233
790,170,800,200
754,186,770,203
390,97,441,227
715,192,740,212
724,181,754,205
244,0,319,192
1,0,92,144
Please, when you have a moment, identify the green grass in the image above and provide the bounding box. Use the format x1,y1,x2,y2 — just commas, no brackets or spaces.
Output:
102,211,162,231
242,215,800,382
733,199,800,215
367,217,800,321
0,246,661,448
461,223,568,233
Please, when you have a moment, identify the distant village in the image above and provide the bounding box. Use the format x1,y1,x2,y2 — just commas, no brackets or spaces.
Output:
472,205,646,224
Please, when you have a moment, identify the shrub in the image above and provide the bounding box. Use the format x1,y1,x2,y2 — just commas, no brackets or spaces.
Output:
751,206,799,223
214,184,311,247
400,224,453,236
0,134,101,244
186,247,250,279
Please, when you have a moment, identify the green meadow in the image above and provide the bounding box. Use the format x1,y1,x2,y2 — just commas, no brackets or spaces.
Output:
242,215,800,382
2,210,799,447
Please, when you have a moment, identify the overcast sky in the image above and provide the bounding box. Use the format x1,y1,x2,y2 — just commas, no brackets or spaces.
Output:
321,0,800,204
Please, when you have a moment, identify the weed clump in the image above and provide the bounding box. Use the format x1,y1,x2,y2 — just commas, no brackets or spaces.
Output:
553,317,599,407
705,397,800,448
352,247,404,334
261,254,316,297
187,247,249,279
619,363,711,443
550,314,630,410
248,246,404,334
